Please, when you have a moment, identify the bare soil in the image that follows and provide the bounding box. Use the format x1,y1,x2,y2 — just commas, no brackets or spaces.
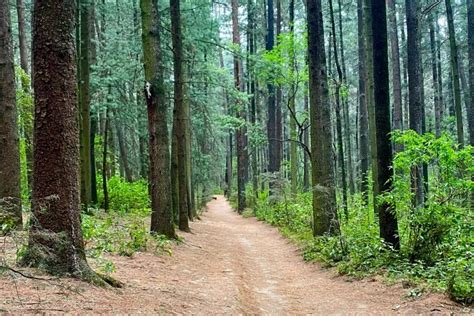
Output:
0,196,470,315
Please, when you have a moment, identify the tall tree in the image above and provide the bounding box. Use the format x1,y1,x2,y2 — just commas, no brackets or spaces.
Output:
357,0,369,195
429,13,442,138
289,0,298,195
372,0,399,248
171,0,190,232
267,0,279,180
0,0,22,230
468,0,474,147
24,0,112,284
16,0,29,75
445,0,464,146
329,0,348,216
387,0,403,150
79,0,92,207
406,0,425,207
140,0,175,238
231,0,247,213
307,0,339,236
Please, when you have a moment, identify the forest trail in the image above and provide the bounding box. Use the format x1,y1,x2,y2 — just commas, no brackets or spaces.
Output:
0,196,464,314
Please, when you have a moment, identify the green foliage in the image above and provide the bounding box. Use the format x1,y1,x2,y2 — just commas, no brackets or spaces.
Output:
97,176,150,214
251,132,473,302
81,208,173,273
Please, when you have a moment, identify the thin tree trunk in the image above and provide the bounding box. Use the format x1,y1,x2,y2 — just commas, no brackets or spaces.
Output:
429,14,442,138
171,0,190,232
289,0,298,195
357,0,369,196
102,105,109,211
267,0,278,180
468,0,474,147
0,0,22,229
445,0,465,146
329,0,348,217
16,0,29,75
231,0,247,213
388,0,403,150
79,0,92,207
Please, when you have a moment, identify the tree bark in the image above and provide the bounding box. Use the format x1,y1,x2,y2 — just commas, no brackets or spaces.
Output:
429,14,442,138
357,0,369,196
307,0,339,236
468,0,474,147
24,0,107,283
171,0,190,232
79,0,92,207
0,0,22,230
329,0,348,217
445,0,464,146
387,0,403,151
141,0,175,238
406,0,425,207
372,0,399,248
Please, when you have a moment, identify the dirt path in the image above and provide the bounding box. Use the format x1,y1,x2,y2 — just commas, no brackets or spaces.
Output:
0,196,467,314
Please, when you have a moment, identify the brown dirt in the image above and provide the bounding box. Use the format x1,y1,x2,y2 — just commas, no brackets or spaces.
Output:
0,195,470,315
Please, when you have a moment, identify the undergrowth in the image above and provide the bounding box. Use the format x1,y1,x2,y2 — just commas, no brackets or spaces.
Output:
245,132,473,304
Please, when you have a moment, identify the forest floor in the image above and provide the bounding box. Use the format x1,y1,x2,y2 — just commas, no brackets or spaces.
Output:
0,195,471,315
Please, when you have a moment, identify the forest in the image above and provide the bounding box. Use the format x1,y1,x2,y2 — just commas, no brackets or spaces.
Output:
0,0,473,313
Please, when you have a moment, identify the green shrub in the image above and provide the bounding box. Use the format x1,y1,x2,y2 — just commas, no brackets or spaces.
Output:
97,176,150,214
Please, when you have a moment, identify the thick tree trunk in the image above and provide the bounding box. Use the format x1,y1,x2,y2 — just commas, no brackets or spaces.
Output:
307,0,339,236
372,0,399,248
171,0,190,232
445,0,464,146
141,0,175,238
406,0,425,208
0,0,22,230
24,0,107,283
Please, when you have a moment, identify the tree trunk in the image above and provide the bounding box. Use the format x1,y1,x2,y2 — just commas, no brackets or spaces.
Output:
140,0,175,238
445,0,464,146
288,0,298,195
329,0,348,217
372,0,399,249
429,14,442,138
16,0,29,75
0,0,22,230
24,0,109,283
102,105,109,211
171,0,190,232
406,0,425,207
307,0,339,236
267,0,278,179
231,0,247,213
79,0,92,207
387,0,403,151
357,0,369,196
468,0,474,147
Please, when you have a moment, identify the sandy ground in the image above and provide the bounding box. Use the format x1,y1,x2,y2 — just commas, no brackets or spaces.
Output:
0,195,470,315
